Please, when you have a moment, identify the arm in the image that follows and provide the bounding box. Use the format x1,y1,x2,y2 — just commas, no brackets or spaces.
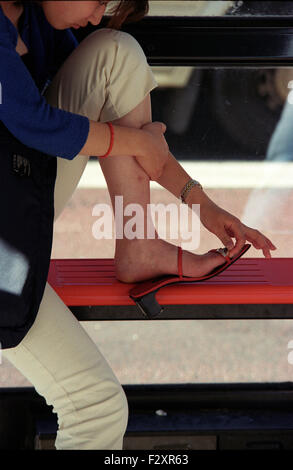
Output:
0,41,168,174
79,120,168,165
0,43,90,159
152,149,277,259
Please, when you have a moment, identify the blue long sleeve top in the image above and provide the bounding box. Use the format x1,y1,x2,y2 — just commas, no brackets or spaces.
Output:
0,2,90,159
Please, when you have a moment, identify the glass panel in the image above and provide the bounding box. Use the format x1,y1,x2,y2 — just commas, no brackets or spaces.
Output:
80,320,293,384
147,0,293,17
148,0,234,16
2,319,293,386
2,66,293,387
151,66,293,251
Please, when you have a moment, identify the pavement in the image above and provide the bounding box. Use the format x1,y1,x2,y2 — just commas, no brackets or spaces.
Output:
1,160,293,388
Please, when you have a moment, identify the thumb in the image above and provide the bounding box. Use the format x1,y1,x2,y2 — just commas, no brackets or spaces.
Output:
161,123,167,134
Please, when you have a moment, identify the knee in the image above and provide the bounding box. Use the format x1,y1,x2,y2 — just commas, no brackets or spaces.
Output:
105,28,147,65
109,383,129,440
55,380,129,450
80,381,129,449
78,28,148,78
48,27,155,124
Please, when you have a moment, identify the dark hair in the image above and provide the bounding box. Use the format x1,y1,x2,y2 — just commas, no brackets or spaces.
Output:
14,1,149,30
108,1,149,29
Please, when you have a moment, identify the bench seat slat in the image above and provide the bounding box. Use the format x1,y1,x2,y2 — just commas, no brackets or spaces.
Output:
48,258,293,307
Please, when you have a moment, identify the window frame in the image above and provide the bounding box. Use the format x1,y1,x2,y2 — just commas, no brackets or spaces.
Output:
76,16,293,67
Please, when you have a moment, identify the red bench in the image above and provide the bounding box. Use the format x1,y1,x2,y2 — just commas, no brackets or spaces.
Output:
48,257,293,321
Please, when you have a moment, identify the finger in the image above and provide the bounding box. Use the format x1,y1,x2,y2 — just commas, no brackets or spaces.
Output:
261,241,275,258
217,220,246,258
217,232,235,252
246,230,276,257
248,240,272,258
225,224,246,258
260,246,272,258
242,224,277,251
228,240,246,258
261,239,277,252
245,227,275,249
265,237,277,250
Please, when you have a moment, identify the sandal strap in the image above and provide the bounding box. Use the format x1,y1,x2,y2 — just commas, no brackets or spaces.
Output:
209,247,231,263
178,246,231,279
178,246,183,279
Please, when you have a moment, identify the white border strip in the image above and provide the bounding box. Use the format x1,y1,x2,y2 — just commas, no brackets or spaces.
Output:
77,160,293,189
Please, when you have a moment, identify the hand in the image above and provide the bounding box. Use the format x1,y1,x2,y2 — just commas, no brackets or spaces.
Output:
135,122,169,180
199,194,277,258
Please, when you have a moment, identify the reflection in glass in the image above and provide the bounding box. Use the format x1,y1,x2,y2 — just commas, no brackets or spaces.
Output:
148,1,293,17
148,0,234,17
151,66,293,242
151,66,293,159
242,97,293,234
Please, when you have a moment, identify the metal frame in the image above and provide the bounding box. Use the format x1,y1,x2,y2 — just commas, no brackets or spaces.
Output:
69,304,293,321
75,16,293,66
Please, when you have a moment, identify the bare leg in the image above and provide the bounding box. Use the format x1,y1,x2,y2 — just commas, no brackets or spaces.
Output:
99,94,226,283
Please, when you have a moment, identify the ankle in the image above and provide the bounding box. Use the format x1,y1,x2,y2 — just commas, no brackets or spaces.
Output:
114,239,148,283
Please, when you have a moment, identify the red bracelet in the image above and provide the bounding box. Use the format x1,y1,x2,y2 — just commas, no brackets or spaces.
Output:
100,122,114,158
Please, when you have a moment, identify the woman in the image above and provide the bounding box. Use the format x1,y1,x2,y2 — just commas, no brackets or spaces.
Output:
0,0,276,450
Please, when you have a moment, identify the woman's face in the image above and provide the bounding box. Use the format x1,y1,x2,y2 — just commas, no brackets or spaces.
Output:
41,1,109,30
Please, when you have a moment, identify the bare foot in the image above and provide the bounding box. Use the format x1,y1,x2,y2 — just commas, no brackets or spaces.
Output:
115,238,229,283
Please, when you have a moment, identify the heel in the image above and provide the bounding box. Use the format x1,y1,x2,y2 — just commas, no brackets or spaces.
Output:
131,291,164,319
